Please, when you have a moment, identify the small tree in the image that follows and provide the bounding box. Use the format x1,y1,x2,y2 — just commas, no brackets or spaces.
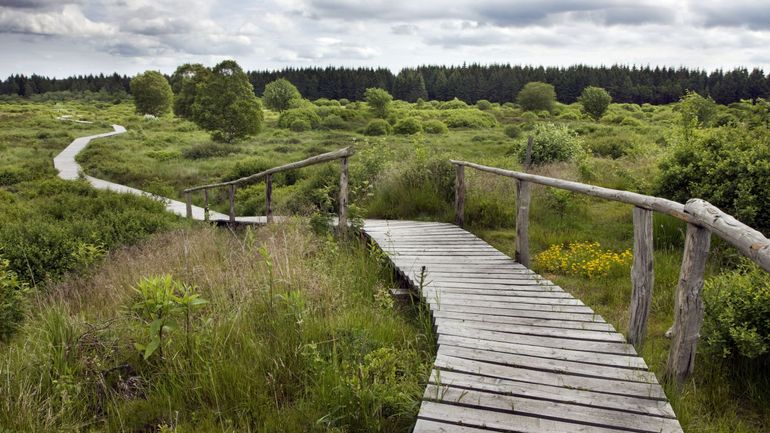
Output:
578,86,612,120
262,78,302,112
170,63,211,119
364,88,393,118
130,71,173,116
517,81,556,113
192,60,263,142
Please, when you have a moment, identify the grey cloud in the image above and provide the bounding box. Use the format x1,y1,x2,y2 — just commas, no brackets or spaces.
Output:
696,3,770,30
0,0,79,9
391,23,418,35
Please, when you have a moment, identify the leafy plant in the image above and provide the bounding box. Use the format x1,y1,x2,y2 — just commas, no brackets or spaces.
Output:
514,122,583,165
578,86,612,120
0,258,29,341
393,117,422,135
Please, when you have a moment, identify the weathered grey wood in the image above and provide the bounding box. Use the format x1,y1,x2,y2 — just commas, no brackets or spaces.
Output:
185,192,192,219
454,163,465,227
435,318,624,342
685,198,770,273
338,156,349,230
628,206,654,348
265,173,273,223
515,180,531,266
184,146,354,192
666,222,711,384
431,311,615,332
203,188,209,222
428,303,601,322
228,184,235,223
450,160,694,223
413,419,490,433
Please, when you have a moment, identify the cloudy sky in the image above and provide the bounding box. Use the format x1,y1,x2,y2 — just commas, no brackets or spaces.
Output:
1,0,770,77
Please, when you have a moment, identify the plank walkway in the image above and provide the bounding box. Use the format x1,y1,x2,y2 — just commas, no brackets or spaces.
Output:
362,219,683,433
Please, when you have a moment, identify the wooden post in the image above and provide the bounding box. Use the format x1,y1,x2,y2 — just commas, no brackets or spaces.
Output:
628,206,654,348
454,164,465,227
666,223,711,385
203,189,209,222
338,157,349,230
515,136,534,267
185,192,192,219
228,185,235,223
265,174,273,224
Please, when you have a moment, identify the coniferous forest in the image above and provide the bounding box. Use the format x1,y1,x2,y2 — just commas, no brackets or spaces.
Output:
3,64,770,105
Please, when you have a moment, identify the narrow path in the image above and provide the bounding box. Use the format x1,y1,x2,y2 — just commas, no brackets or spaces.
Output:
362,220,684,433
53,125,228,220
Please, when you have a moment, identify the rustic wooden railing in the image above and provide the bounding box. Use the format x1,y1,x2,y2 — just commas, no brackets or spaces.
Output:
450,158,770,385
183,147,354,227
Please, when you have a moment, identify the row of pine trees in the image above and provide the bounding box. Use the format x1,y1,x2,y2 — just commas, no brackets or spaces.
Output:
3,64,769,105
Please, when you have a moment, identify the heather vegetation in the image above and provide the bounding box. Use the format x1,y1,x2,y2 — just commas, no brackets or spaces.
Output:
1,71,770,432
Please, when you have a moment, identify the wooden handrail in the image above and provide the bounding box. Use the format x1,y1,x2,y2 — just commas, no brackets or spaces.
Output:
184,147,354,193
451,157,770,385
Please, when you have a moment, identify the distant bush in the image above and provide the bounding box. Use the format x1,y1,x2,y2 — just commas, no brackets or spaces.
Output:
423,119,448,134
439,98,468,110
393,118,422,135
262,78,302,112
0,258,28,341
145,149,181,161
182,142,237,159
588,135,633,159
364,88,393,118
278,108,321,129
290,119,311,132
338,98,350,106
620,116,643,127
476,99,493,110
443,110,497,128
578,86,612,120
131,70,173,116
313,98,341,107
364,119,392,136
320,114,347,130
517,82,556,113
515,123,583,165
703,261,770,360
656,127,770,232
503,125,522,139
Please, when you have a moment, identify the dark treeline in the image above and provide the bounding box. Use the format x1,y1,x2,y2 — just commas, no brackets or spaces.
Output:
3,64,770,105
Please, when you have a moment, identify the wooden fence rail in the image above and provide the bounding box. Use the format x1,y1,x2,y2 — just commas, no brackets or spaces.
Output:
183,147,354,227
450,158,770,384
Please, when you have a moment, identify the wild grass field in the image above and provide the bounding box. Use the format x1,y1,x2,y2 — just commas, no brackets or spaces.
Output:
1,93,769,432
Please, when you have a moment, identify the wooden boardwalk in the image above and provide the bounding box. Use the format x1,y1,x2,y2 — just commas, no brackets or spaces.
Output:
363,219,683,433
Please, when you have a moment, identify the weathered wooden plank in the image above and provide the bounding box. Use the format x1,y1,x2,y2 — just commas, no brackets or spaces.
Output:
629,206,654,348
423,386,682,433
203,188,209,221
428,296,592,313
428,370,674,417
434,318,624,343
413,419,490,433
421,287,570,298
185,192,192,219
666,222,711,384
431,311,616,332
425,293,584,306
429,303,604,322
265,173,273,223
515,179,531,267
228,184,235,223
338,156,349,230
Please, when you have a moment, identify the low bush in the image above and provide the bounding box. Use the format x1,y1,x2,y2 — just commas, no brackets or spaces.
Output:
513,123,583,165
503,125,521,139
439,98,468,110
320,114,347,130
703,261,770,360
443,110,497,128
364,119,392,136
534,241,632,279
290,119,311,132
277,108,321,129
393,118,422,135
0,258,28,341
423,119,448,134
476,99,493,110
182,142,238,159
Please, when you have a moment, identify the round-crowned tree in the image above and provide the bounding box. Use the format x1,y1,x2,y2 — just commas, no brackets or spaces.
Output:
130,70,173,116
262,78,302,112
364,88,393,118
578,86,612,120
170,63,211,119
192,60,263,142
517,81,556,113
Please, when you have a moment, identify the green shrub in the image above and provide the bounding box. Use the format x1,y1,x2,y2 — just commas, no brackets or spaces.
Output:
290,119,311,132
182,142,238,159
338,98,350,106
313,98,341,107
703,261,770,360
517,81,556,112
476,99,492,110
277,108,321,129
0,258,28,341
364,119,392,136
364,88,393,118
320,114,347,130
423,119,448,134
393,118,422,135
620,116,643,127
514,123,583,165
443,110,497,128
588,135,633,159
145,149,181,161
439,98,468,110
503,125,522,139
578,86,612,120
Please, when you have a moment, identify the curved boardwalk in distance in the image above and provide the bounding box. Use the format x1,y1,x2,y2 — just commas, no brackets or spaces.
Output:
363,219,684,433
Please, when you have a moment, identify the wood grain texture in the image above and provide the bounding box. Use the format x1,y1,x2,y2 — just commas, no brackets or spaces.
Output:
454,163,465,227
629,206,654,348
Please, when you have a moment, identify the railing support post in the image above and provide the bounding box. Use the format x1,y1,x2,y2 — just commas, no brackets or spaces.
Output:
515,136,534,267
203,189,209,222
338,157,349,230
628,206,654,348
265,174,273,224
666,222,711,385
228,185,235,223
185,192,192,219
454,164,465,227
